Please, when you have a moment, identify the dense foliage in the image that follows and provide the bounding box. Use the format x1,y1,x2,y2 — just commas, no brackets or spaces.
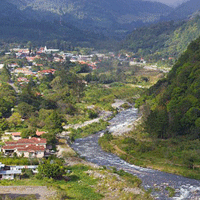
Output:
37,160,65,179
121,15,200,62
137,36,200,139
7,0,172,38
0,1,101,46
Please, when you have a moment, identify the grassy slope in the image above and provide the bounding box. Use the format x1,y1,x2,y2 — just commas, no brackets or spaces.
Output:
0,164,153,200
99,127,200,179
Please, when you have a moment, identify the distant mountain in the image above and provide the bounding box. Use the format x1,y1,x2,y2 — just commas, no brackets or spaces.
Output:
121,15,200,60
166,0,200,20
7,0,173,38
0,1,102,45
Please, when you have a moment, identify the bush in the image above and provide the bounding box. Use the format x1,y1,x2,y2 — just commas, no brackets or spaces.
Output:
21,169,34,178
37,161,66,179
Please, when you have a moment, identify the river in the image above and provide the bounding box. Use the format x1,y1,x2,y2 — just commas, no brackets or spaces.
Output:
71,107,200,200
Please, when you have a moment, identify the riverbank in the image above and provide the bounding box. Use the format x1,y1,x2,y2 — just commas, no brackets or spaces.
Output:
99,119,200,180
71,107,200,199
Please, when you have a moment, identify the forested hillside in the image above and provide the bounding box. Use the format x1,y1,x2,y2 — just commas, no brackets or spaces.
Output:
7,0,172,38
137,36,200,139
0,1,102,45
121,15,200,61
166,0,200,20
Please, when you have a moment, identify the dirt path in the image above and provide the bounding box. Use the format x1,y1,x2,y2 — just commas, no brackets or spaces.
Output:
0,186,56,200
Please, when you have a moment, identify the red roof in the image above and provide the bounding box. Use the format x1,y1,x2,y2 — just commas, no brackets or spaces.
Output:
2,144,45,152
36,130,46,136
12,132,21,136
5,137,46,146
38,69,56,74
2,145,25,150
18,144,45,152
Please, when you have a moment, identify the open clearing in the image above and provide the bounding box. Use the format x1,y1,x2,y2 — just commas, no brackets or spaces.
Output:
0,186,56,200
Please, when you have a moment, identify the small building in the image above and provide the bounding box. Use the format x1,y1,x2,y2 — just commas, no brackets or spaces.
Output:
36,130,46,137
0,163,21,180
2,137,47,158
11,132,22,140
0,163,38,180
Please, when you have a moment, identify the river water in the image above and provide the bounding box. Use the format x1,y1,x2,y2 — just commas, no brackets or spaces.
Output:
71,107,200,200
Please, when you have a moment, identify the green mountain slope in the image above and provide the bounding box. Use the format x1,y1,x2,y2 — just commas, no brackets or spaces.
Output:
0,1,101,44
137,36,200,138
121,15,200,60
7,0,173,38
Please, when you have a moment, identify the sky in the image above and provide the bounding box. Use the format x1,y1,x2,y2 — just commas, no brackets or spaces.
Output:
151,0,188,7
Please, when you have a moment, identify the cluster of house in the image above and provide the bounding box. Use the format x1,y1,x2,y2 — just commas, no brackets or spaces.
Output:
1,130,48,158
0,162,38,180
0,130,54,180
4,47,110,85
1,137,47,158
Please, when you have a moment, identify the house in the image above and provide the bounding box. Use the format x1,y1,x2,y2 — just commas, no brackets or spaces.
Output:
0,162,21,180
17,77,29,84
14,68,33,76
0,162,38,180
2,137,47,158
44,46,59,53
36,130,46,136
11,132,21,140
38,69,56,75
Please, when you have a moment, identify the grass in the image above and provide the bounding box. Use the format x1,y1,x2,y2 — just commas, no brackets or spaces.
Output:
83,84,143,111
166,186,176,197
0,165,103,200
0,157,39,165
69,120,109,140
0,164,153,200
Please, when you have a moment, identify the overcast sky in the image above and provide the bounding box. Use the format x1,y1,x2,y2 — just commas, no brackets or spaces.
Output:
151,0,188,7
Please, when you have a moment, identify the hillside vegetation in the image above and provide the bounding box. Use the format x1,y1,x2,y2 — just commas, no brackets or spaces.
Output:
166,0,200,20
7,0,172,38
139,36,200,139
121,15,200,61
99,36,200,179
0,1,104,46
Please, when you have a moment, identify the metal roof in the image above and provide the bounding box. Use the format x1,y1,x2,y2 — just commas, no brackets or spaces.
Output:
0,170,22,175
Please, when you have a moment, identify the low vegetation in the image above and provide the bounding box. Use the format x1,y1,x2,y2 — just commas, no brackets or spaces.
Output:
0,164,153,200
99,120,200,180
69,120,109,140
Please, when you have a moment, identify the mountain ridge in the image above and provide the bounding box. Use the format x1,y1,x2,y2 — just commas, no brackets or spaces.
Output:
121,14,200,61
6,0,173,38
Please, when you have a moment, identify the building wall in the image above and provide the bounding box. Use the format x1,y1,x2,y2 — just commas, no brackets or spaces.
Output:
16,151,44,158
12,136,22,141
2,174,14,180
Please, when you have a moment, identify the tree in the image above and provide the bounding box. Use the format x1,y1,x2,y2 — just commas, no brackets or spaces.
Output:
37,161,65,179
1,65,11,82
27,41,32,55
7,112,22,128
21,129,36,138
91,55,99,62
44,111,63,133
71,77,85,102
17,102,35,119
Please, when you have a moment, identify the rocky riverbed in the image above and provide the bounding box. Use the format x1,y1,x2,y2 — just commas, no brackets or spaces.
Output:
71,107,200,200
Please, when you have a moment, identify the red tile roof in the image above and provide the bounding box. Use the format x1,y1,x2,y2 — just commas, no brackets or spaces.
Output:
2,145,25,150
5,137,46,146
2,144,45,152
17,144,45,152
38,69,56,74
12,132,21,136
36,130,46,136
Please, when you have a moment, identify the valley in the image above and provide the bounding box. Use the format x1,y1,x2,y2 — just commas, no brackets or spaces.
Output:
0,0,200,199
